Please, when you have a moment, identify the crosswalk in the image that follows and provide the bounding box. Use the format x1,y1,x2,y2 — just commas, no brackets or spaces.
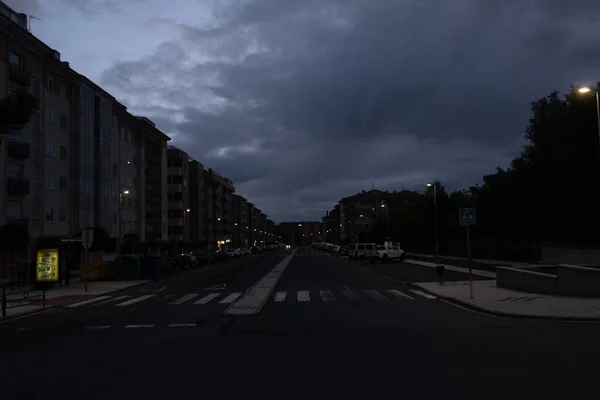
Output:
66,287,435,308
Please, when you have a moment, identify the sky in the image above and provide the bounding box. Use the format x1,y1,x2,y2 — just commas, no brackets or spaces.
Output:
7,0,600,222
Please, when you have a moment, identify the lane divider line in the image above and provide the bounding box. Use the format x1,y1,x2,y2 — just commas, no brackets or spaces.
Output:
409,289,437,300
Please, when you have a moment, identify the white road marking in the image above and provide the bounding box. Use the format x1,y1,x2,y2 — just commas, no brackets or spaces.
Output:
387,289,414,300
319,290,336,302
219,292,243,304
16,327,27,331
409,289,437,300
116,295,155,307
167,323,197,327
66,295,112,308
364,290,388,301
274,291,287,302
169,294,198,305
85,325,111,329
124,324,154,328
341,288,362,301
297,291,310,302
92,295,131,306
193,293,220,304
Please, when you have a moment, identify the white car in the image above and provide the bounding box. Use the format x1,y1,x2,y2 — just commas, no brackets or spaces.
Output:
370,245,406,263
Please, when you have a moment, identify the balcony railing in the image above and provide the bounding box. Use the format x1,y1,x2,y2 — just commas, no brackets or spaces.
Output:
7,139,30,158
7,177,30,196
8,64,31,86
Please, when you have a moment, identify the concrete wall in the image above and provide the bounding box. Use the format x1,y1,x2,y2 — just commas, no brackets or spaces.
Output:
542,246,600,266
496,267,557,295
556,264,600,297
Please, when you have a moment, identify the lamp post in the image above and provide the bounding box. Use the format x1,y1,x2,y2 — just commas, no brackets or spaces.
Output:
381,203,390,241
185,209,190,252
427,183,440,265
578,86,600,148
117,190,130,255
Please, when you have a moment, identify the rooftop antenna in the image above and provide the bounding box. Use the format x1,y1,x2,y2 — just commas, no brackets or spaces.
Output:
371,182,374,190
28,15,42,32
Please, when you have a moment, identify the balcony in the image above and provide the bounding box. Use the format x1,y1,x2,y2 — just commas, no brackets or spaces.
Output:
8,64,31,86
7,139,30,158
6,216,29,231
7,177,30,196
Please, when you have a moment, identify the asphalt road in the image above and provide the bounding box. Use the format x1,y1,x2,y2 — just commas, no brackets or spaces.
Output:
1,246,600,398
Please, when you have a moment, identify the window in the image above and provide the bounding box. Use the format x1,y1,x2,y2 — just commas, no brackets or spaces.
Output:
47,77,55,92
112,213,117,224
59,84,67,98
127,198,132,210
9,52,21,66
112,164,118,177
46,173,55,190
59,176,67,191
126,130,131,142
59,208,67,223
46,108,55,125
46,141,56,157
127,176,133,188
45,208,54,223
60,145,67,161
59,114,68,129
120,127,125,139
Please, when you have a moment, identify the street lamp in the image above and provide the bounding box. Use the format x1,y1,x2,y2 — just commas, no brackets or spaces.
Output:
381,203,390,240
117,190,130,255
427,183,440,265
578,86,600,149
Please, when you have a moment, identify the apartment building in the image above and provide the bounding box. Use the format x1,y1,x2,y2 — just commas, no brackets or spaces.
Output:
167,146,190,247
277,221,322,244
336,189,426,243
0,7,80,242
248,204,260,246
188,159,204,247
322,207,339,243
139,117,169,244
202,168,235,250
114,103,143,247
232,194,250,247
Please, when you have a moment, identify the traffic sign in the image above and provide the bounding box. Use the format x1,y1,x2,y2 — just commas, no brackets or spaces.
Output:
459,208,476,226
82,228,94,250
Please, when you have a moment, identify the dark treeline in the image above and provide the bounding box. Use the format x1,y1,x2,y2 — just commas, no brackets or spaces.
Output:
370,84,600,261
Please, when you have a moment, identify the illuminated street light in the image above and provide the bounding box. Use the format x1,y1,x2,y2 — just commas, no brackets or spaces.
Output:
578,85,600,148
427,182,440,265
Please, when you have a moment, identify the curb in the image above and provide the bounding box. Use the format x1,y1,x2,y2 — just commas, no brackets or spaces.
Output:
0,279,154,323
408,283,600,322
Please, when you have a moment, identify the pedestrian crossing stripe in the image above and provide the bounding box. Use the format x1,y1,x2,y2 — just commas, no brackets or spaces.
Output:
66,288,434,308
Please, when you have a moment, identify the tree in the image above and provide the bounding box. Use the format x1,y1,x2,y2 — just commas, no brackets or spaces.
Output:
0,89,38,138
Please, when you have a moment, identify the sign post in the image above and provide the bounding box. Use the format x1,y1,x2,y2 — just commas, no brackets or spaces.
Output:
81,228,94,293
459,208,476,298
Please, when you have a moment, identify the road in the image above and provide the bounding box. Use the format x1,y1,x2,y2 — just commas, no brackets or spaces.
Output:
1,246,599,398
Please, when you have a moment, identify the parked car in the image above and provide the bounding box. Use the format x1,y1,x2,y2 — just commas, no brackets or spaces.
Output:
224,249,241,258
213,251,230,262
370,245,406,263
192,251,215,265
238,248,251,256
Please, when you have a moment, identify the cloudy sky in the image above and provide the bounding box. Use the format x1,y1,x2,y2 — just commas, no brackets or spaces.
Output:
7,0,600,222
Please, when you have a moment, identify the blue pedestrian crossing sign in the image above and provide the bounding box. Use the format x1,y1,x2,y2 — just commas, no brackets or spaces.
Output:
459,208,476,226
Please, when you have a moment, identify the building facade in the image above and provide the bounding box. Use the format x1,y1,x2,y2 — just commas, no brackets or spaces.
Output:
232,194,250,247
167,146,190,247
188,159,204,247
202,168,235,250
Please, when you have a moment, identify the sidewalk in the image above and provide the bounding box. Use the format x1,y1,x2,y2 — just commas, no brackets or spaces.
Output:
2,280,150,320
405,258,497,278
410,253,535,266
413,280,600,320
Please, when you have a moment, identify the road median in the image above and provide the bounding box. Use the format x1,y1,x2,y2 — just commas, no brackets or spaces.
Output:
224,249,297,316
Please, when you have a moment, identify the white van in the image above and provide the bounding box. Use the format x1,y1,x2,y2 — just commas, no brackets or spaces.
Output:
348,243,378,260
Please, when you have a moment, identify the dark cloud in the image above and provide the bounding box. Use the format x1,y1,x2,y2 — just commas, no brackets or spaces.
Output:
100,0,600,221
